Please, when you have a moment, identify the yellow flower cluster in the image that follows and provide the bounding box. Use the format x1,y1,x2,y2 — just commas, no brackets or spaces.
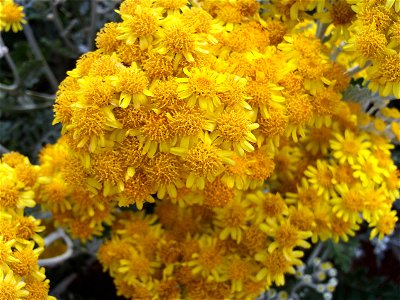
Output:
0,152,54,300
315,0,400,98
97,100,398,299
36,137,115,242
28,0,390,297
0,0,26,32
3,0,396,298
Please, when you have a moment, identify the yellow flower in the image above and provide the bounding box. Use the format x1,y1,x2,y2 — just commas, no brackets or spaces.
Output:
246,79,285,119
95,22,121,54
0,0,26,32
24,274,56,300
144,152,185,199
89,150,126,196
170,132,235,189
188,236,225,282
304,160,336,200
255,249,303,286
351,154,387,186
331,184,364,223
315,0,355,41
368,54,400,98
0,237,18,265
118,249,160,284
344,25,392,64
117,5,163,49
330,215,360,243
67,104,121,152
117,171,155,209
0,268,29,300
0,171,35,210
156,0,188,15
330,130,371,165
286,178,322,209
247,191,288,223
213,194,252,243
261,219,311,255
285,94,313,142
369,210,398,240
177,67,226,112
110,63,150,109
9,241,44,280
210,107,259,155
155,17,209,67
14,215,45,246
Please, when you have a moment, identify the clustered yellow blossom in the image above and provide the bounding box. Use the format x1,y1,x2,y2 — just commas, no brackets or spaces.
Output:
36,137,115,242
0,152,55,300
0,0,26,32
39,0,397,298
2,0,398,298
315,0,400,98
96,100,399,299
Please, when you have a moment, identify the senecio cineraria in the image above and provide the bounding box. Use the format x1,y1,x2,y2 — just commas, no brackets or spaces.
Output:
0,0,399,299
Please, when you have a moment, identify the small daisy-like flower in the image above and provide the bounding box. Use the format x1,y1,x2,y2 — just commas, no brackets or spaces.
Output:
304,160,336,200
223,256,256,293
0,237,18,265
210,108,258,156
0,268,29,300
188,236,225,282
315,0,355,41
0,175,35,210
156,0,188,15
110,63,150,109
14,215,45,246
246,78,285,119
177,67,226,112
155,18,209,67
144,152,185,199
302,123,336,156
9,241,44,280
261,219,311,255
170,132,235,190
331,184,364,223
247,191,289,223
286,178,322,209
369,210,398,240
285,94,314,142
213,195,252,243
118,249,160,284
117,5,163,49
24,275,56,300
330,130,371,165
362,186,389,223
352,154,387,186
344,25,392,65
255,249,303,286
330,215,360,243
0,0,26,32
368,54,400,98
95,22,121,54
67,105,122,152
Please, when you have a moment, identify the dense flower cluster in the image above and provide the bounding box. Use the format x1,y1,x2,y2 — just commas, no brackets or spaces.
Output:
0,0,26,32
0,153,54,300
1,0,399,298
96,98,399,299
36,138,116,241
45,0,400,297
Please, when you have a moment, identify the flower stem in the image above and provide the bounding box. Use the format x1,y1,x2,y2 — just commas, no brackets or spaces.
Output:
23,23,59,92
